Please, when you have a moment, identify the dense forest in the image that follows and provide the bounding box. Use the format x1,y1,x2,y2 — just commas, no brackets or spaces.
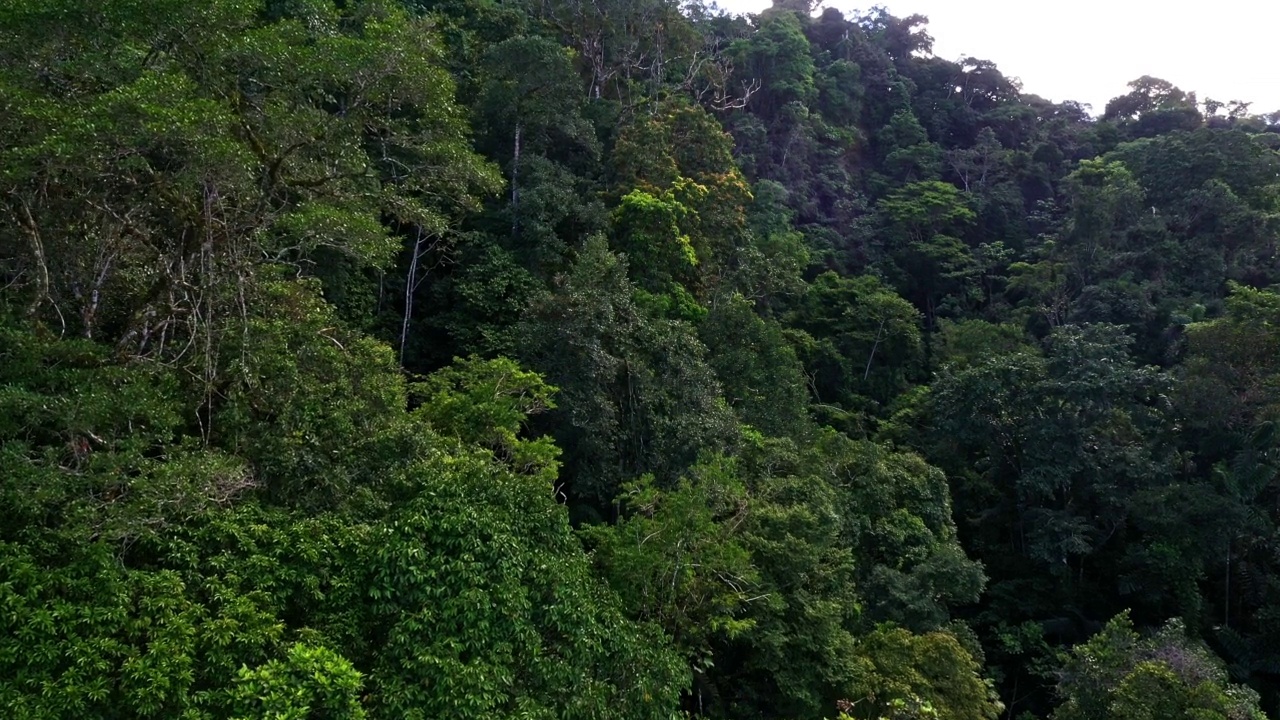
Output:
3,0,1280,717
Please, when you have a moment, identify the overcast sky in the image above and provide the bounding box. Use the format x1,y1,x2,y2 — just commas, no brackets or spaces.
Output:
713,0,1280,115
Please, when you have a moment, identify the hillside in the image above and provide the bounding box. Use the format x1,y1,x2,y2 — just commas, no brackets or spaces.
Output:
2,1,1279,718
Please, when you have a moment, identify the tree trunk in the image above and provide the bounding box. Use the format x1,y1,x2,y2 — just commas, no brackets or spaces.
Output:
511,123,522,237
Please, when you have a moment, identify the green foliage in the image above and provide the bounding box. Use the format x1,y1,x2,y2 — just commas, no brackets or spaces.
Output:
816,432,985,630
417,234,548,364
611,100,758,298
0,271,684,720
9,0,1280,717
1054,614,1267,720
583,460,758,665
733,10,817,118
931,324,1174,574
735,180,811,300
700,294,812,439
721,443,863,720
851,626,1002,720
1,545,204,718
1168,284,1280,688
788,272,924,424
215,277,409,510
0,0,499,349
880,182,977,242
1059,159,1146,284
1103,76,1203,138
1179,283,1280,435
360,450,686,720
879,111,943,182
613,185,702,288
933,319,1034,369
475,35,593,155
0,322,251,546
412,355,560,483
521,235,738,504
229,643,367,720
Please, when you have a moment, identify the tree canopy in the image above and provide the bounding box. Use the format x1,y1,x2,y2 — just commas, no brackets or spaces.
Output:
4,0,1280,719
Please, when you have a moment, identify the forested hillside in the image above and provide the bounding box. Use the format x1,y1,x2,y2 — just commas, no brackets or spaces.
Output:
3,0,1280,718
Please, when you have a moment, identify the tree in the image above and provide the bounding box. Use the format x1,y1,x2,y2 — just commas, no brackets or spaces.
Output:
0,0,499,362
473,35,596,240
412,355,560,484
611,99,756,298
1054,614,1266,720
1103,76,1203,138
880,111,943,183
733,10,817,120
787,272,924,426
0,287,690,720
1104,76,1198,122
876,180,979,322
581,457,758,674
816,432,986,630
927,324,1176,656
701,293,812,439
520,236,738,507
852,627,1001,720
1058,159,1146,287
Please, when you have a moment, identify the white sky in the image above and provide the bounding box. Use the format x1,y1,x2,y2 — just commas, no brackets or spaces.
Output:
714,0,1280,115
